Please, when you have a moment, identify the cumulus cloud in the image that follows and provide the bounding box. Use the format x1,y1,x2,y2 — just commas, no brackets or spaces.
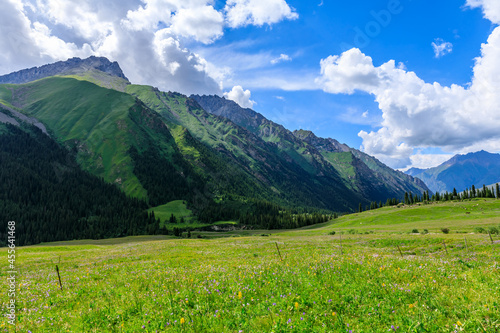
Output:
432,38,453,58
316,16,500,169
225,0,298,28
406,153,454,170
224,85,255,108
466,0,500,24
1,0,298,95
271,53,292,64
169,6,224,44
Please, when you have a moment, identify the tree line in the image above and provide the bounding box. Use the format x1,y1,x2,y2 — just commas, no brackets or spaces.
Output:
0,124,160,246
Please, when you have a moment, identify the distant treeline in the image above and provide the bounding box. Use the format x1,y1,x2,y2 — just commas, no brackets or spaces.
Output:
198,199,335,229
359,183,500,213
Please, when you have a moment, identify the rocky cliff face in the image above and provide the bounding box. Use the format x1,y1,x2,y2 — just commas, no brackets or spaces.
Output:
293,130,350,153
0,56,129,84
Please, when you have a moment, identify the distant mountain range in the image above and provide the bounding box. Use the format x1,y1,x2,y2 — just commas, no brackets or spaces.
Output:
0,57,429,244
405,150,500,193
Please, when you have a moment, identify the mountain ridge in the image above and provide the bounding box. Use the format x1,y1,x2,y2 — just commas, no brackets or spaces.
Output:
192,94,428,202
0,56,130,91
0,57,433,244
404,151,500,193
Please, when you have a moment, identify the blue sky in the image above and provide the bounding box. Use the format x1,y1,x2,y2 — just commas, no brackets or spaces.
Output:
1,0,499,169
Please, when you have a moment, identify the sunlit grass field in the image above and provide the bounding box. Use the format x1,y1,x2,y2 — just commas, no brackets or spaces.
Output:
1,199,499,332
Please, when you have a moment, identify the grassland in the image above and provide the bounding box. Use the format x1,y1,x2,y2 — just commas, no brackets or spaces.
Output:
2,199,499,332
148,200,194,226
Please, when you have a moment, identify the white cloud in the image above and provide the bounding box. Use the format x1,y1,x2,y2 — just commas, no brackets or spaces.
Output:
225,0,298,28
1,0,298,95
316,19,500,169
466,0,500,24
432,38,453,58
0,0,94,74
0,0,225,95
224,85,255,108
271,53,292,64
169,6,224,44
406,153,454,170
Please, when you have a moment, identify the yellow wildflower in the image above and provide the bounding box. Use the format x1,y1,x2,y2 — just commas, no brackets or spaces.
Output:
294,302,299,309
238,292,242,299
180,318,185,324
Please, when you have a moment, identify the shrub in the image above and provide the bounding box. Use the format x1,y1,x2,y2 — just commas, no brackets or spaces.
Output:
328,231,336,235
441,228,450,234
412,229,419,234
488,226,499,235
347,229,357,235
474,227,485,234
421,229,429,235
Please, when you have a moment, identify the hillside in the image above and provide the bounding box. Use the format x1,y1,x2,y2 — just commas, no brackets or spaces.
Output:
0,119,158,246
127,85,362,212
405,150,500,193
192,95,428,202
0,56,433,245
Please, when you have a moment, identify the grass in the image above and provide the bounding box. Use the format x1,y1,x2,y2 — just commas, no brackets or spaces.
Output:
148,200,194,226
2,199,500,332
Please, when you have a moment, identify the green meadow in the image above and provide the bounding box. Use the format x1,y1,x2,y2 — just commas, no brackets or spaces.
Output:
2,199,500,332
148,200,194,226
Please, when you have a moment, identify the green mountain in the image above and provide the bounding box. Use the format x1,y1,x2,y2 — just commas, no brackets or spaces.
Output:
192,95,428,202
0,57,430,244
0,111,160,246
126,85,361,212
405,150,500,193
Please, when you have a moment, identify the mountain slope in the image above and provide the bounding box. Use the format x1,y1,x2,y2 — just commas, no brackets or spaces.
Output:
192,95,429,202
405,151,500,193
0,57,430,224
128,85,362,212
0,77,202,205
0,118,158,246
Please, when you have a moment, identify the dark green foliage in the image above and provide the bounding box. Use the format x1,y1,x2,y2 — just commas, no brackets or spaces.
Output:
474,227,485,234
441,228,450,234
0,124,157,246
489,226,499,235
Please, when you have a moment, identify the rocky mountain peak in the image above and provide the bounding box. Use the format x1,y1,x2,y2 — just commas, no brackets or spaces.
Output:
0,56,129,85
